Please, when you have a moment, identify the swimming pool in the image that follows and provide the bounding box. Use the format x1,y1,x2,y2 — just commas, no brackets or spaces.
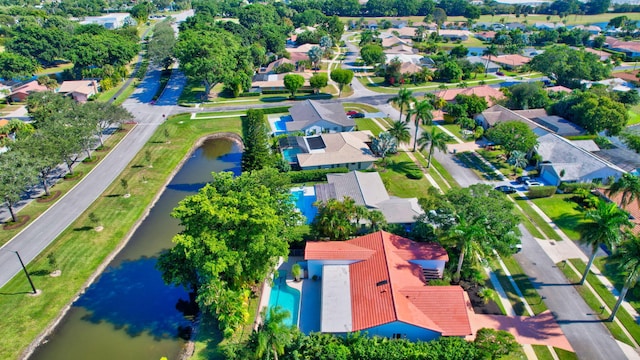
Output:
270,115,293,135
291,187,317,224
268,270,300,327
282,148,302,163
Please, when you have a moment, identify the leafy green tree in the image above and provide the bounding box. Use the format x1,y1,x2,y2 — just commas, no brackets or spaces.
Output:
0,119,34,144
130,1,154,22
0,51,36,80
449,44,469,59
242,109,271,172
82,102,133,147
70,31,140,71
607,173,640,208
157,169,302,336
505,82,550,110
175,30,239,99
407,99,434,151
253,306,296,360
455,94,488,117
388,87,415,123
283,74,305,98
312,197,358,240
6,23,70,66
486,121,538,156
309,73,328,94
529,45,611,88
433,8,447,36
608,231,640,322
474,328,519,360
417,127,452,168
371,131,398,165
360,44,385,65
12,133,58,197
482,44,498,75
330,68,354,97
0,149,38,222
388,120,411,146
570,93,627,136
620,131,640,154
437,61,463,82
578,199,631,285
148,20,176,70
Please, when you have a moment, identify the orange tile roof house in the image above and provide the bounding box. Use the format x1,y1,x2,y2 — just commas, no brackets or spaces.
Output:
58,80,99,103
304,231,472,340
9,80,48,102
435,85,505,106
483,54,530,70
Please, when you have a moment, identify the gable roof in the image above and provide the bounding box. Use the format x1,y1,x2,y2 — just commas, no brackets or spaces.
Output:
479,104,543,130
288,100,354,131
10,80,48,96
435,85,505,106
398,62,423,74
385,44,415,55
545,85,572,93
484,54,531,67
305,231,470,336
58,80,98,95
260,58,294,74
296,131,376,168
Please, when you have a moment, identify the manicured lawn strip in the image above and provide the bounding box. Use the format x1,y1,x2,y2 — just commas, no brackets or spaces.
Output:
342,102,381,114
628,109,640,127
594,257,640,310
440,124,469,142
532,345,555,360
413,151,450,191
558,260,634,347
502,256,548,315
0,126,132,247
194,110,249,118
113,81,137,106
179,79,207,104
192,313,225,360
569,259,640,345
378,152,432,198
421,124,458,144
490,259,530,316
554,347,579,360
531,194,585,241
512,196,561,241
430,157,460,188
477,149,514,179
0,113,242,360
355,118,383,135
35,62,73,76
454,151,502,180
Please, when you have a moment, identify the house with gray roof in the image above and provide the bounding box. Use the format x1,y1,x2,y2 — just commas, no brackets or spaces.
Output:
282,131,376,170
315,171,424,225
287,100,355,135
534,128,624,186
467,56,500,73
476,105,584,136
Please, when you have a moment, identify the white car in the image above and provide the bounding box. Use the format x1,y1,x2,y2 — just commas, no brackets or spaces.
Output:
524,180,543,190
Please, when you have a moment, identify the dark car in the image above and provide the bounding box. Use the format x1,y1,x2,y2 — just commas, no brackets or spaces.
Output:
496,71,505,76
346,110,358,116
516,176,531,184
350,112,365,118
495,185,517,194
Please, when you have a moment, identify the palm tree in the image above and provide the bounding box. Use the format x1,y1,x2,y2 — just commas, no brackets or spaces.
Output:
388,87,415,123
507,150,527,175
446,216,488,281
367,209,387,232
254,306,295,360
608,173,640,208
417,128,453,168
578,200,632,285
608,231,640,322
406,99,434,151
483,44,498,75
388,120,411,146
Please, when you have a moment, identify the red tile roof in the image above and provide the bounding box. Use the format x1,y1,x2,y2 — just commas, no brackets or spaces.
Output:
305,231,471,336
435,85,505,106
483,54,531,67
598,188,640,234
545,85,572,93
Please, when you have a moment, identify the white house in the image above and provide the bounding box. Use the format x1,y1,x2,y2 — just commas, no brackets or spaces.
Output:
304,231,472,341
79,13,135,29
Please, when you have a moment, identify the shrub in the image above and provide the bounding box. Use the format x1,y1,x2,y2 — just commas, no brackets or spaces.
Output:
238,92,261,98
406,169,424,179
262,106,291,114
559,182,596,193
526,186,557,198
288,167,349,183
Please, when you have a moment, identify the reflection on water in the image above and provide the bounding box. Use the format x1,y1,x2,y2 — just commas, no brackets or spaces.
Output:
30,138,242,360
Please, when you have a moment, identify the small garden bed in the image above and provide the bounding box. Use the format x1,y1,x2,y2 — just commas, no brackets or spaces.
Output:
36,191,62,203
3,215,30,230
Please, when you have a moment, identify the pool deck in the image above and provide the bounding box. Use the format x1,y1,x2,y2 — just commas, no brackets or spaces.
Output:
255,257,305,330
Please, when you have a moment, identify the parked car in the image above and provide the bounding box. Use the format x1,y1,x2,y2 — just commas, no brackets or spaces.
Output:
516,176,530,184
346,110,358,116
496,71,505,76
495,185,517,194
524,180,543,189
350,112,365,118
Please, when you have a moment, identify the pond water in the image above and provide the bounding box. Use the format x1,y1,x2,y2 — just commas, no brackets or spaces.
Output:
30,137,242,360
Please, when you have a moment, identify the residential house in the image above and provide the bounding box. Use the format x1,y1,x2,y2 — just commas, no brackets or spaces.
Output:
284,131,376,170
596,189,640,234
476,105,584,136
612,71,640,86
467,56,500,73
505,22,527,31
582,77,636,92
604,37,640,59
287,100,355,134
315,171,424,225
435,85,505,107
545,85,572,94
435,30,470,41
9,81,48,102
385,44,416,55
474,31,496,42
534,128,624,186
483,54,531,70
385,54,432,67
574,25,602,35
57,80,99,103
582,47,612,61
534,22,564,30
79,13,135,29
391,20,407,29
256,58,297,79
398,62,424,75
252,72,313,93
366,20,379,30
381,35,411,48
304,231,472,340
287,43,316,63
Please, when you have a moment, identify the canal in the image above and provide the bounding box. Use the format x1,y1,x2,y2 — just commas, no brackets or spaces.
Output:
30,137,242,360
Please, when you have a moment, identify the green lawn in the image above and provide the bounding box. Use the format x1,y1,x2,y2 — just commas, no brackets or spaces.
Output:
454,151,503,181
431,157,460,188
476,149,515,179
595,257,640,311
355,118,384,135
532,345,555,360
555,348,579,360
439,123,472,143
501,256,548,315
512,196,562,241
343,102,382,114
531,194,586,241
35,62,73,76
0,112,243,360
628,106,640,126
378,152,433,198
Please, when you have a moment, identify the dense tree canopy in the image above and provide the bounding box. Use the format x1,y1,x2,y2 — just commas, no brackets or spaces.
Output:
504,82,550,110
0,51,36,80
486,121,538,156
529,45,611,88
552,91,628,135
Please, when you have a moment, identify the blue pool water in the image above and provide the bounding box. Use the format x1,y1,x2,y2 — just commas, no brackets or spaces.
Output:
283,148,302,163
272,116,293,134
291,188,317,224
268,270,301,327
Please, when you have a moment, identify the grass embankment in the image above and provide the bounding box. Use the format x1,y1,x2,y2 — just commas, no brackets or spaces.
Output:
0,113,242,360
0,127,132,247
532,345,578,360
558,259,637,347
595,257,640,310
531,194,585,241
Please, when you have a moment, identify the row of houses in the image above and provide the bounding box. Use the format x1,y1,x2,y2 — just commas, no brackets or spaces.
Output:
6,80,99,103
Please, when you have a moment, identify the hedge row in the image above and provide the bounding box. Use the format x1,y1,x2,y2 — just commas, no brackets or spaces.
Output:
559,182,596,193
238,92,261,98
527,186,557,199
262,89,314,95
288,167,349,183
262,106,291,114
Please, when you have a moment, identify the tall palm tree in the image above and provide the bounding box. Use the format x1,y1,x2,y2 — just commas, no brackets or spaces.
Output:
388,87,415,123
387,120,411,146
406,99,434,151
254,306,295,360
608,173,640,208
578,200,631,285
483,44,498,75
417,128,453,168
446,216,488,281
608,231,640,322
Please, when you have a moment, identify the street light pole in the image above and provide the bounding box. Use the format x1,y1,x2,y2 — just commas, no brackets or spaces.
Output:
11,250,37,294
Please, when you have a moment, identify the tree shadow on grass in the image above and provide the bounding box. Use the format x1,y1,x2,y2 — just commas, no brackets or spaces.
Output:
384,159,419,175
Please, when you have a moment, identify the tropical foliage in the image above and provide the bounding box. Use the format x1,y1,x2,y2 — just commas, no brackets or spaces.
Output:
311,197,386,240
